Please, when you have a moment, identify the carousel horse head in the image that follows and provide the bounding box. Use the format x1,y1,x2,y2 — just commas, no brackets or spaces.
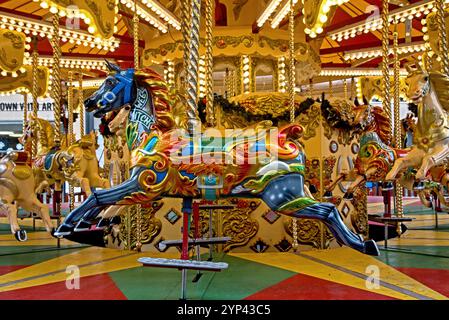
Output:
86,61,178,148
84,60,136,118
405,63,430,103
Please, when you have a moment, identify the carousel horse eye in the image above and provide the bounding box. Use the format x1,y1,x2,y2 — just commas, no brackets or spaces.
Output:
424,76,428,82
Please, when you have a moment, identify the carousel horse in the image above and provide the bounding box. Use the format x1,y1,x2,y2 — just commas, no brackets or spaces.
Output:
323,104,446,208
21,115,110,196
54,62,379,256
0,151,54,241
385,65,449,184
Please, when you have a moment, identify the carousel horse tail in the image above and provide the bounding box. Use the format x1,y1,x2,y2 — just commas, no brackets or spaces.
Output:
260,173,379,256
54,167,145,237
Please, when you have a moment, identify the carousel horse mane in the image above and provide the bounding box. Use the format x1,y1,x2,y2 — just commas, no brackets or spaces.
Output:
428,71,449,112
360,105,392,146
33,117,55,150
134,68,188,132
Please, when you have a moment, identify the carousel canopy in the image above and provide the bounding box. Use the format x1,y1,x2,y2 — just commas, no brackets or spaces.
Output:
0,0,442,84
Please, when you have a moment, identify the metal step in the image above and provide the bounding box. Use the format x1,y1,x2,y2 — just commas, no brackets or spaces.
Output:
159,237,231,251
138,257,228,271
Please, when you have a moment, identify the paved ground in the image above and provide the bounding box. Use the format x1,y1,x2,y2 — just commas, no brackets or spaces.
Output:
0,197,447,300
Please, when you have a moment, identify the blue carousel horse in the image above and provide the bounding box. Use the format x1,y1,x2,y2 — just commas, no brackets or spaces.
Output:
54,61,379,255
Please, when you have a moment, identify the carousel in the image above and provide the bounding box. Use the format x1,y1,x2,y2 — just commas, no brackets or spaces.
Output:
0,0,448,301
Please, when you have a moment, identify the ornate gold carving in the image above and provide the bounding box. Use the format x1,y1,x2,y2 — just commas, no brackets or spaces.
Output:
232,0,249,20
295,103,321,140
285,218,333,249
0,65,48,96
0,30,25,72
360,77,407,103
40,0,117,39
302,0,323,27
198,199,259,252
119,202,163,250
351,188,369,236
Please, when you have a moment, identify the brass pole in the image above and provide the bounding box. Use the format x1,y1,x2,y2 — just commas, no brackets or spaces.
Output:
68,71,75,212
78,72,84,137
23,93,28,136
51,12,62,147
182,0,192,94
343,78,348,101
186,0,201,132
350,77,355,100
31,38,39,159
50,12,62,224
382,0,392,133
205,0,215,127
436,0,449,75
393,22,404,220
133,0,142,252
288,0,298,251
133,0,139,70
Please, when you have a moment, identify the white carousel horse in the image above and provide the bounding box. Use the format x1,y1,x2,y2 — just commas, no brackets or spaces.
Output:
386,65,449,183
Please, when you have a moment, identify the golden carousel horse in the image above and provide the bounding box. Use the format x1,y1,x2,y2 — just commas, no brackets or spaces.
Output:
324,102,449,208
22,115,110,197
0,151,54,241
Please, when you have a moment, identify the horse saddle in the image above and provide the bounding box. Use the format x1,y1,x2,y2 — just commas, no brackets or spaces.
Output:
44,148,59,171
197,174,224,201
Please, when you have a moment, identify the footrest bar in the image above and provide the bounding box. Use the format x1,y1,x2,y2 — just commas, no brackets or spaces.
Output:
138,257,228,271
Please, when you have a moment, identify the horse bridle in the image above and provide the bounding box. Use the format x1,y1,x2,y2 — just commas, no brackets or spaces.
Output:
98,69,135,108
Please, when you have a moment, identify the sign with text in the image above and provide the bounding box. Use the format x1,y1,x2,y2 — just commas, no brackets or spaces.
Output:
0,94,55,121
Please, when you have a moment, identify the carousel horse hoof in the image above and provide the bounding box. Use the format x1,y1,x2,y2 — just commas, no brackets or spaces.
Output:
382,182,394,191
14,229,28,242
74,220,92,232
413,181,425,191
54,224,74,237
308,184,318,194
95,218,110,229
50,228,63,239
363,240,380,256
323,190,333,199
109,216,121,226
343,192,354,201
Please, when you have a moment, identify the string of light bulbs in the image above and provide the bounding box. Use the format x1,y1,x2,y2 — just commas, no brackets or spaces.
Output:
0,12,120,51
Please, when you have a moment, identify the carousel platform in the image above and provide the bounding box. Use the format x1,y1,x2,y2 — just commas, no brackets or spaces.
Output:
0,198,448,300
